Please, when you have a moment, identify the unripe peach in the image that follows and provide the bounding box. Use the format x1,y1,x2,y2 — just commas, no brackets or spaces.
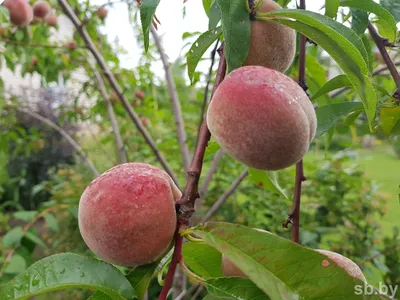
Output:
316,250,366,282
78,163,180,267
244,0,296,72
97,7,108,19
3,0,33,27
45,14,57,27
33,1,50,18
135,90,145,100
207,66,316,170
221,255,247,277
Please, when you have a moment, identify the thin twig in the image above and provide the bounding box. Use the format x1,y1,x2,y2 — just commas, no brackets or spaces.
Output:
368,23,400,103
17,108,99,177
158,45,227,300
190,284,204,300
359,244,400,267
57,0,179,185
0,204,71,277
89,62,127,164
0,38,86,49
198,40,219,134
195,150,224,212
151,26,190,172
175,283,200,300
201,169,248,223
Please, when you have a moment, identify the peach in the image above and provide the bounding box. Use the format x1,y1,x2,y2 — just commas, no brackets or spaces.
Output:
316,250,366,282
221,255,247,277
65,41,77,50
33,1,50,18
244,0,296,72
45,14,57,27
78,163,181,267
3,0,33,27
135,90,145,100
97,7,108,19
207,66,316,170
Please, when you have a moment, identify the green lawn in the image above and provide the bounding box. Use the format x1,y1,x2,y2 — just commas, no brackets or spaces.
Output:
356,146,400,236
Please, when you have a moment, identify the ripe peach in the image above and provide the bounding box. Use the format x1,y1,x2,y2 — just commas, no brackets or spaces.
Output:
316,250,366,282
97,7,108,19
45,14,57,27
207,66,316,170
33,1,50,18
221,255,247,277
65,41,77,50
135,90,145,100
141,117,150,127
244,0,296,72
78,163,180,267
3,0,33,27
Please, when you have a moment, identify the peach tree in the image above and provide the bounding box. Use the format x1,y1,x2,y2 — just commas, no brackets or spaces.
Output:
0,0,399,299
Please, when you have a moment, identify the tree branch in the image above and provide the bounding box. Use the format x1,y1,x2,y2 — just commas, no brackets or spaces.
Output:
151,26,191,172
368,23,400,103
0,38,86,49
89,62,127,164
195,150,224,212
57,0,179,185
158,45,227,300
201,169,248,223
16,108,99,177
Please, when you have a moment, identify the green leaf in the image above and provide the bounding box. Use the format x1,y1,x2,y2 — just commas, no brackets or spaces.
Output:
140,0,161,53
248,169,287,199
4,254,26,275
381,107,400,136
312,75,352,100
13,211,38,222
216,0,250,73
187,27,223,83
263,10,377,128
43,213,59,232
203,0,214,15
87,291,112,300
209,1,221,29
126,262,158,299
205,141,221,158
316,102,363,138
325,0,339,18
362,33,374,73
275,0,291,8
351,9,369,35
324,126,336,152
193,222,385,300
3,226,23,248
0,253,135,300
380,0,400,22
340,0,398,42
182,242,223,278
204,277,269,299
24,231,48,249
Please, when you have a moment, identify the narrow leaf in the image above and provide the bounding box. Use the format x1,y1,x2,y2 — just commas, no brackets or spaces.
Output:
316,102,363,137
325,0,339,18
351,9,369,35
187,27,223,83
140,0,161,53
182,242,223,278
3,226,23,248
0,253,135,299
24,231,47,249
381,107,400,136
340,0,398,42
248,169,287,199
312,75,352,100
209,1,221,29
126,262,158,300
13,211,37,222
380,0,400,22
217,0,250,73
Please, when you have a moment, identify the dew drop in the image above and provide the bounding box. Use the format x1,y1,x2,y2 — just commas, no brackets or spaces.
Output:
80,272,85,277
32,278,40,286
60,268,66,274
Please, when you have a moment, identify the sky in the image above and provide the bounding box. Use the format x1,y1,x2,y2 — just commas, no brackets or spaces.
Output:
90,0,326,76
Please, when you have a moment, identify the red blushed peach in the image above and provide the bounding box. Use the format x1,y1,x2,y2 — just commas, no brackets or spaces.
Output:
3,0,33,27
316,250,366,282
33,1,50,18
78,163,181,267
97,7,108,19
207,66,316,171
244,0,296,72
45,14,57,27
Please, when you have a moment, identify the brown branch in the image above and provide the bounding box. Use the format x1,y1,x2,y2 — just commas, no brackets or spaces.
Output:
0,204,71,277
0,38,86,49
89,62,127,164
368,23,400,103
198,40,219,134
16,108,100,177
158,45,227,300
151,26,191,172
57,0,179,185
287,0,307,244
359,244,400,267
195,150,224,212
201,169,248,223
